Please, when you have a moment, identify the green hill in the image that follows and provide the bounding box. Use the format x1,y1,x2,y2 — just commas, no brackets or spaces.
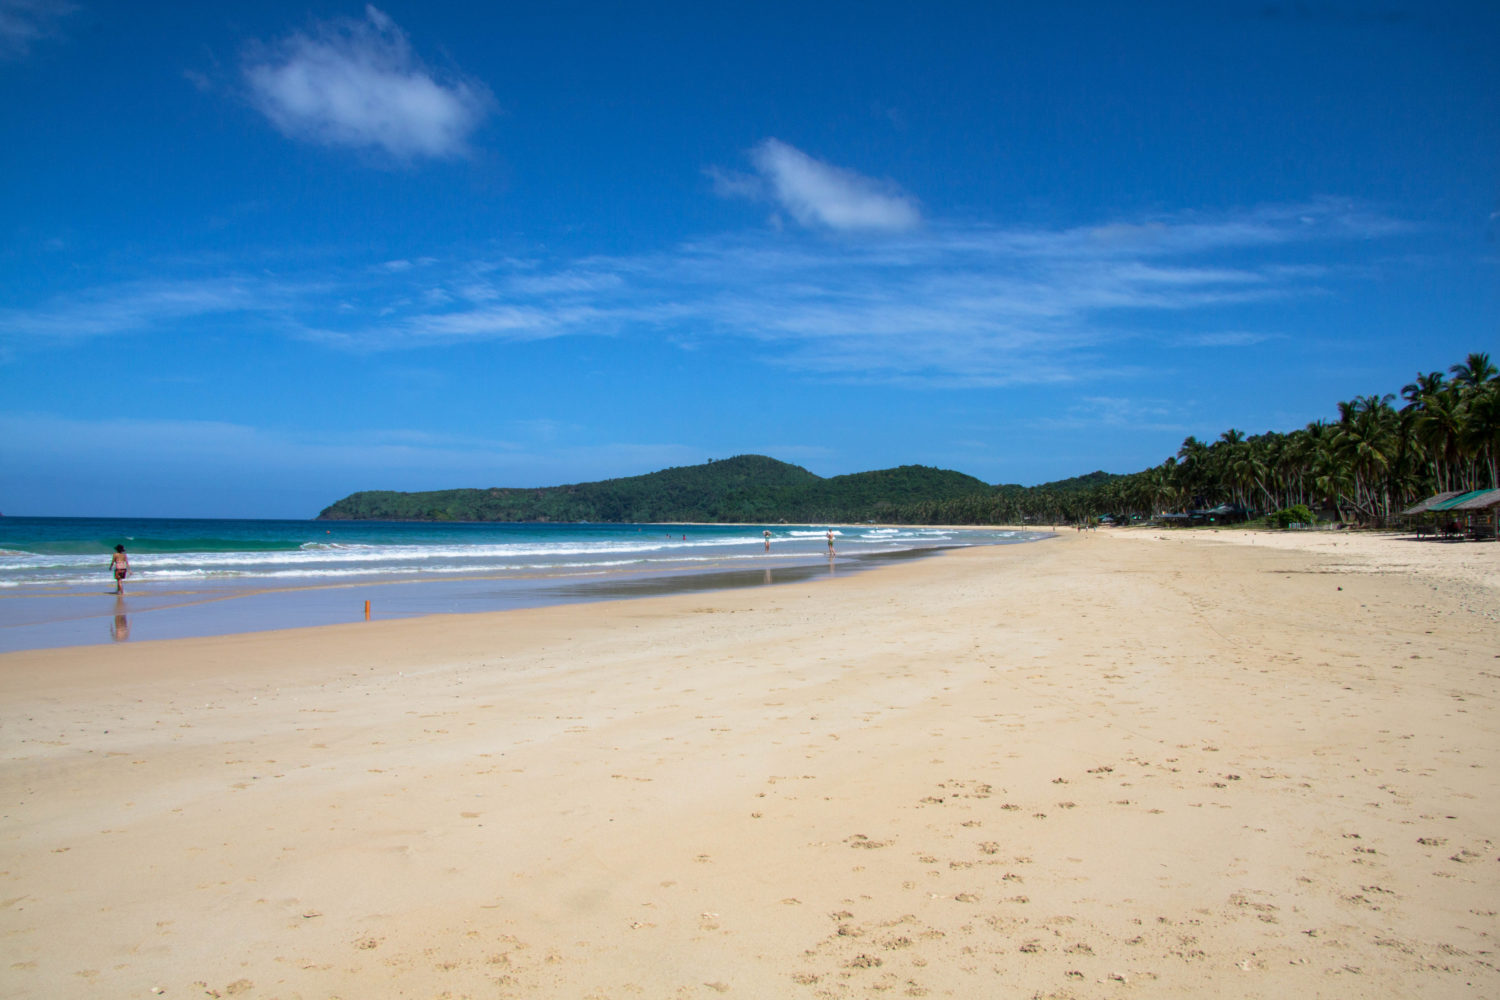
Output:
316,455,991,523
775,466,991,522
1032,470,1122,493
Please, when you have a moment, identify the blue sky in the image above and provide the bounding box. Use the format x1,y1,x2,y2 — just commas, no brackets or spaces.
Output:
1,1,1496,518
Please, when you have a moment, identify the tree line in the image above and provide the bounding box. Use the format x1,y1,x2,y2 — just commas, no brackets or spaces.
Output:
318,352,1497,527
886,351,1499,526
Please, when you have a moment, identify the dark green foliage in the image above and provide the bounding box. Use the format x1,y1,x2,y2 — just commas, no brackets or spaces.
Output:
319,455,988,523
775,466,992,522
319,453,1103,525
320,455,820,523
1267,504,1317,529
1031,470,1119,493
318,353,1498,527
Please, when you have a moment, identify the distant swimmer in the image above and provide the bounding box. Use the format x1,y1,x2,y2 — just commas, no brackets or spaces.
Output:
110,544,130,595
764,529,772,551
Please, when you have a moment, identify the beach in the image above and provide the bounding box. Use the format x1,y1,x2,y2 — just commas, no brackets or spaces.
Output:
2,529,1496,998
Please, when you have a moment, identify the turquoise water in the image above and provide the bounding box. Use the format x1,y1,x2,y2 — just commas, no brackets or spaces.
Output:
0,517,1048,651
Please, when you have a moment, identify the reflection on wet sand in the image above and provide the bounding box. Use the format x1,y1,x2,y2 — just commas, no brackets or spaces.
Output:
110,598,130,642
2,545,955,654
527,546,911,603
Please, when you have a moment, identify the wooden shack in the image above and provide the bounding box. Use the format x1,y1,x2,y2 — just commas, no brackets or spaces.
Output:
1403,488,1500,540
1447,488,1500,541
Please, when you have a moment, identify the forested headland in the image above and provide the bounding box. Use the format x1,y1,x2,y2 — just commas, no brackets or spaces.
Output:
317,457,995,524
318,352,1499,526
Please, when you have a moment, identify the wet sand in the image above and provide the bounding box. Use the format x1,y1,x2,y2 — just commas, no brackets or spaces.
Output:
2,529,1496,998
0,545,946,653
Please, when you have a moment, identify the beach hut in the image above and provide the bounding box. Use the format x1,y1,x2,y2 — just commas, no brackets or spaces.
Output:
1402,491,1462,539
1405,488,1500,540
1446,488,1500,541
1202,503,1253,524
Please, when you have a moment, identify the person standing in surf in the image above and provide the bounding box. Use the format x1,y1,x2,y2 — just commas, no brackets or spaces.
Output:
110,545,129,595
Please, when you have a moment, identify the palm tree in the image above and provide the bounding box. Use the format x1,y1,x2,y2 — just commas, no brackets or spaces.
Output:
1459,379,1500,489
1215,429,1257,509
1449,352,1497,391
1176,436,1211,508
1062,352,1494,524
1249,432,1289,510
1401,370,1446,411
1443,353,1499,490
1411,386,1463,491
1332,395,1399,522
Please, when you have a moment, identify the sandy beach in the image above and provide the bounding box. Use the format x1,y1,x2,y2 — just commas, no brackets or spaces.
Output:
2,528,1496,999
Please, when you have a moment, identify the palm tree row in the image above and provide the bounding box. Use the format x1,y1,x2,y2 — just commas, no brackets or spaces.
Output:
892,352,1499,527
1102,351,1499,524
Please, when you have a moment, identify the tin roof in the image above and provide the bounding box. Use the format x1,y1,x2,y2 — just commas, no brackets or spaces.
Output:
1401,491,1462,515
1447,488,1500,511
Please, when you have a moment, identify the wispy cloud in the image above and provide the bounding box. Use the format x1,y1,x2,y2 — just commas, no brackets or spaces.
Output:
0,0,74,59
0,277,293,341
243,5,492,161
1179,330,1284,348
713,139,922,232
2,200,1405,387
1032,395,1191,434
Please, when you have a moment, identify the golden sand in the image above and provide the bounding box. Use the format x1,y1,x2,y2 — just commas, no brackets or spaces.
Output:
2,529,1496,998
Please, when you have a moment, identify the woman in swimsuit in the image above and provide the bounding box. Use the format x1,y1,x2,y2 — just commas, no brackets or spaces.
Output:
110,545,129,595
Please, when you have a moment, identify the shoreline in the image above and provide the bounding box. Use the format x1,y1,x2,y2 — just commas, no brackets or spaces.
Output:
0,520,1046,654
0,542,977,654
2,530,1496,998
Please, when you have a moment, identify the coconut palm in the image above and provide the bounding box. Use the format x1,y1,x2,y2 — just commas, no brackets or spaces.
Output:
1401,370,1446,411
1459,378,1500,489
1449,352,1497,391
1330,395,1400,521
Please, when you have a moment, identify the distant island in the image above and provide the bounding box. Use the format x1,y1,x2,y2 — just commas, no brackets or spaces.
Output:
317,455,1116,525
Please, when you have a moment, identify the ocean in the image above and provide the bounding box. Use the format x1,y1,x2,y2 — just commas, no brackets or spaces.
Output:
0,517,1049,651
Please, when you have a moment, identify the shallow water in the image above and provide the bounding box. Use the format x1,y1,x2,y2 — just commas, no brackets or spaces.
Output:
0,518,1049,651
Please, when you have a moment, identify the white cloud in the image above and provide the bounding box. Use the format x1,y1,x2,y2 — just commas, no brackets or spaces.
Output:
719,139,922,232
1031,396,1190,434
702,165,764,201
1178,331,1284,348
244,5,491,161
0,0,73,59
408,304,602,341
2,201,1402,387
0,278,279,341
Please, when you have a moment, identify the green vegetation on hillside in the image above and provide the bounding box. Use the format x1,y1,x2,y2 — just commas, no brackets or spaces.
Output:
317,455,990,524
318,352,1499,527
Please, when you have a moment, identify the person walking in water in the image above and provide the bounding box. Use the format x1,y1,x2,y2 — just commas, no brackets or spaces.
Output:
825,529,835,555
110,545,129,595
